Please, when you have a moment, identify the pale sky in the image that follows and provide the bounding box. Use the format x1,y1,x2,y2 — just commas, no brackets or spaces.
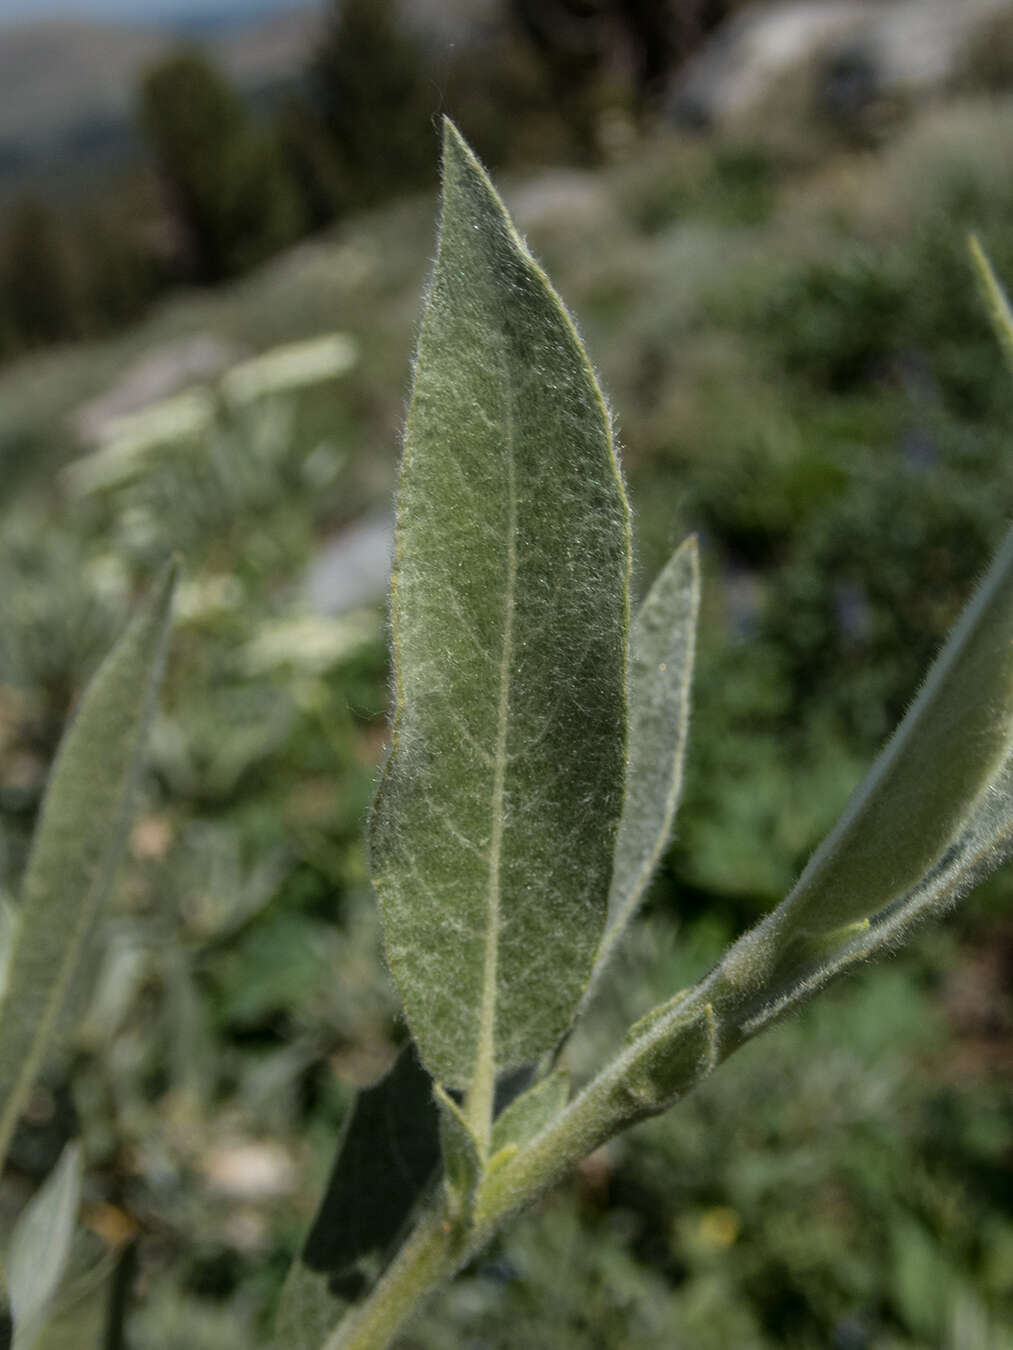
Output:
0,0,309,23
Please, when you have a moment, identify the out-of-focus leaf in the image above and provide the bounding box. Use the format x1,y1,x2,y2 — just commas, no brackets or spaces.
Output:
598,536,699,971
0,562,176,1166
7,1143,81,1349
0,897,17,1005
369,120,630,1102
969,235,1013,378
0,1262,11,1350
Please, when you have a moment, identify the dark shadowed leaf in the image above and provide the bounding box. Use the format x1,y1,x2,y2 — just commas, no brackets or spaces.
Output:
302,1046,439,1277
0,1263,10,1350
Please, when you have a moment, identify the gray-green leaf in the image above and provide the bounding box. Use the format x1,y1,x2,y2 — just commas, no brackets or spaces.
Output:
434,1086,481,1220
490,1069,569,1156
0,898,17,1005
715,520,1013,1028
0,562,176,1167
369,121,631,1096
598,535,699,971
782,525,1013,924
7,1143,81,1349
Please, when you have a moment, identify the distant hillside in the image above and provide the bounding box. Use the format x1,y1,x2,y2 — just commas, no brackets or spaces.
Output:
0,0,513,208
0,21,165,148
0,6,318,204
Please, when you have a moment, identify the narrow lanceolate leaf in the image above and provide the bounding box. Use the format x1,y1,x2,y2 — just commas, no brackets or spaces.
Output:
597,536,699,972
712,521,1013,1029
969,236,1013,378
7,1143,81,1348
0,563,176,1167
369,121,631,1101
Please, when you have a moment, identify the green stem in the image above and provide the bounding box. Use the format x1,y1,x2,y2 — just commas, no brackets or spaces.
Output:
321,912,878,1350
320,1206,460,1350
321,986,720,1350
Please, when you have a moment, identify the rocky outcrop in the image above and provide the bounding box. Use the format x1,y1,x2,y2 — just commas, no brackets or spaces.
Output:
669,0,1013,129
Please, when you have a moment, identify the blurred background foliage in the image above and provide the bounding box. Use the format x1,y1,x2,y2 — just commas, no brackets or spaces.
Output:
0,0,1012,1346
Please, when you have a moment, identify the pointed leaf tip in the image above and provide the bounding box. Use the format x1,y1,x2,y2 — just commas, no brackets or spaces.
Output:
440,117,475,165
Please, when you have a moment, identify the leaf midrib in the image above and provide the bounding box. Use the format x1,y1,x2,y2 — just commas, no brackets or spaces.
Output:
468,364,517,1153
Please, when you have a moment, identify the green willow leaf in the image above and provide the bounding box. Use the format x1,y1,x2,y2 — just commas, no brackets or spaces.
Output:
7,1142,81,1349
434,1086,481,1221
715,521,1013,1021
597,535,699,971
0,562,177,1167
489,1069,568,1157
369,121,631,1106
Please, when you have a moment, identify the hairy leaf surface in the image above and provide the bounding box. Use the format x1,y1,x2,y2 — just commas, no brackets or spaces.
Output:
435,1086,481,1218
0,563,176,1166
599,536,699,968
490,1070,569,1155
369,121,631,1092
